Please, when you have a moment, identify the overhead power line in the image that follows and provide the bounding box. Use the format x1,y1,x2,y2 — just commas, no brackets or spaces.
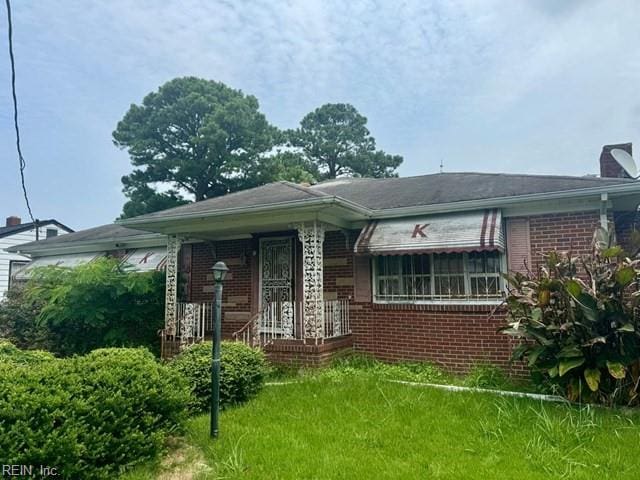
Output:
5,0,35,224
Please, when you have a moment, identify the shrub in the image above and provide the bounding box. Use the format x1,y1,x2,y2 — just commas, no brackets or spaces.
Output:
23,257,165,356
0,347,190,479
169,341,267,412
0,338,55,365
501,227,640,405
0,287,55,351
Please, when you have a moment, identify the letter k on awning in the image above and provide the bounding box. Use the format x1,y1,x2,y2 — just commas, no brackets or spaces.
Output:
354,209,504,255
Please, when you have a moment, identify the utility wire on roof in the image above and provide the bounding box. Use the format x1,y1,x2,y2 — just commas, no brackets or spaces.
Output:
4,0,35,224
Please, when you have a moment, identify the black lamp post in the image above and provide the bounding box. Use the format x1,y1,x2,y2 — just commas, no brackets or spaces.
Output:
210,261,228,438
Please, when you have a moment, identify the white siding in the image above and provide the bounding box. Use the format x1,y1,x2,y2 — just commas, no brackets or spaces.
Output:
0,224,69,298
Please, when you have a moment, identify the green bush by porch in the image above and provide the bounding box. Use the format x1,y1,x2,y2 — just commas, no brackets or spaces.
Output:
169,341,268,413
0,257,165,356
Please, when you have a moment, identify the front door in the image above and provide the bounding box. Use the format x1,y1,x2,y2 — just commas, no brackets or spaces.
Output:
259,237,295,337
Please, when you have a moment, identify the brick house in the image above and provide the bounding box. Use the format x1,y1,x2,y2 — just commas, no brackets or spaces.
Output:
10,144,640,372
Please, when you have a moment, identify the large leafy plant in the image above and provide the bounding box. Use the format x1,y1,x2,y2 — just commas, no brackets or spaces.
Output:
501,228,640,405
24,258,165,356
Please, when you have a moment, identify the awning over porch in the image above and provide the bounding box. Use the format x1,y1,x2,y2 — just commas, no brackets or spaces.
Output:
354,209,505,255
121,247,167,272
13,252,102,280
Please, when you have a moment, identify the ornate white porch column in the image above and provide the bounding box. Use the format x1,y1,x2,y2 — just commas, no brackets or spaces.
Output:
296,221,325,339
164,234,183,336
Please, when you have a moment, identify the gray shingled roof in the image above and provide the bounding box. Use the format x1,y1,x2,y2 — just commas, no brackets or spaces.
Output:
308,172,634,210
122,172,635,222
126,181,325,221
8,224,159,252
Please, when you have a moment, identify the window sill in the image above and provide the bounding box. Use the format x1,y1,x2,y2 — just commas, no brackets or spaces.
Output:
371,300,506,313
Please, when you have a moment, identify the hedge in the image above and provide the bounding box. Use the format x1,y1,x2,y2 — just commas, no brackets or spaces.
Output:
0,345,190,479
169,341,268,412
0,338,55,365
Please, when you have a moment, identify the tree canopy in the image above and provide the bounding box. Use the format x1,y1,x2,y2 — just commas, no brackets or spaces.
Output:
291,103,403,179
114,79,403,217
113,77,280,217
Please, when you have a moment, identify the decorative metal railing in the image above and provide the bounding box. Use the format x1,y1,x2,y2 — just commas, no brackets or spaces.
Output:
162,298,350,356
322,299,350,338
233,299,351,348
232,312,261,347
176,301,212,340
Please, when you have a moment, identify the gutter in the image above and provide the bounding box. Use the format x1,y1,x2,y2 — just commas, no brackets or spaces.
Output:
8,233,166,256
369,182,640,219
117,196,374,227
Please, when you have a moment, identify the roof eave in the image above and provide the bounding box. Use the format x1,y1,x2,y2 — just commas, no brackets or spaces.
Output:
7,233,166,257
369,182,640,219
117,196,373,229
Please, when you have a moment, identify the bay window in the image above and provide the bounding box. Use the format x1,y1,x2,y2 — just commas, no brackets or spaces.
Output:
373,251,504,303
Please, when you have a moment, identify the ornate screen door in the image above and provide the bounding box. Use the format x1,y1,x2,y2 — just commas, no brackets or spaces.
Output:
259,237,295,337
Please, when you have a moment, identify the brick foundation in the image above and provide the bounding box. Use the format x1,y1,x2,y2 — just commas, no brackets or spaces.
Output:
264,335,354,367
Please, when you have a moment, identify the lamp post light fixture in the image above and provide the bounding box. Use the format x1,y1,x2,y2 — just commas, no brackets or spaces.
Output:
210,261,228,438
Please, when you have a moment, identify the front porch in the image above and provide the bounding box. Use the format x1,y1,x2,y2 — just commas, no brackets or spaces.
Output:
159,221,354,364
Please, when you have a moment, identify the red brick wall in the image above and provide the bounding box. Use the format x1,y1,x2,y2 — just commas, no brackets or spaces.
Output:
322,231,356,301
184,211,614,373
528,211,600,271
189,240,253,338
323,212,601,374
599,143,632,179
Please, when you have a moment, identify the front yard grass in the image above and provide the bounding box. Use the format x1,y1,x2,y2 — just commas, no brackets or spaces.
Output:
127,370,640,479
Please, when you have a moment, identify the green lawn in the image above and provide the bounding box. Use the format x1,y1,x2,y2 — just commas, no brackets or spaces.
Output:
127,371,640,479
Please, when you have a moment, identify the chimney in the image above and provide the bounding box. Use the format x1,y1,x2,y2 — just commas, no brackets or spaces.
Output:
5,216,21,227
600,143,633,178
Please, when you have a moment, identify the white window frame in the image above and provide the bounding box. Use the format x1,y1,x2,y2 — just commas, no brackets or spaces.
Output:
372,251,506,305
8,260,29,290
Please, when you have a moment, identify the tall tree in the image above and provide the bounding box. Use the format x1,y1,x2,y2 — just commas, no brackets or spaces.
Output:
292,103,403,179
118,173,189,220
113,77,283,217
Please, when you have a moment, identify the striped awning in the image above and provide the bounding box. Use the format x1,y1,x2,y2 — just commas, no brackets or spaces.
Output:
13,252,102,280
121,247,167,272
354,209,504,255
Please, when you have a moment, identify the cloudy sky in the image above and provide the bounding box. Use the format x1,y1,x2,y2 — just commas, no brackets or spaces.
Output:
1,0,640,229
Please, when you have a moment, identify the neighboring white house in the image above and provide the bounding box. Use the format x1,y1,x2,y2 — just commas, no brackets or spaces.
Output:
0,216,73,298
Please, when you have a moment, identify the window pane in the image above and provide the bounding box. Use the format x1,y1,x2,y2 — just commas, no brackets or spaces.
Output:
379,278,400,296
434,253,463,274
402,255,412,274
403,274,430,298
435,275,464,297
486,252,500,273
468,251,501,273
382,256,400,275
470,276,500,296
486,277,498,294
412,254,430,274
468,252,482,273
